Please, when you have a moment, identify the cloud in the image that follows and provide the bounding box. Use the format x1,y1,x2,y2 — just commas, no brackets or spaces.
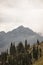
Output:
0,0,43,33
0,0,43,8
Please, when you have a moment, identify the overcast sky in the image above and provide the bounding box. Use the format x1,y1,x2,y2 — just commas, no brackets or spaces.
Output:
0,0,43,33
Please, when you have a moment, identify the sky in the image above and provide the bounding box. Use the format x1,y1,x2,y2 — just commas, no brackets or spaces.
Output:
0,0,43,34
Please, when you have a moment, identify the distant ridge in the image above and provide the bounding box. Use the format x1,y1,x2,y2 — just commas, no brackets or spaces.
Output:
0,25,43,52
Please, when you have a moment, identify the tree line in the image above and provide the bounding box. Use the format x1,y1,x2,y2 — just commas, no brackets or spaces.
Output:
0,40,42,65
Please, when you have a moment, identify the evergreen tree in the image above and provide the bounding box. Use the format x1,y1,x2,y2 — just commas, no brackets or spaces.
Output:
10,42,16,56
33,45,39,60
10,42,13,55
39,48,42,57
25,40,27,51
1,52,7,64
35,46,39,60
27,44,30,50
33,45,36,60
17,42,24,53
28,52,32,65
37,39,40,45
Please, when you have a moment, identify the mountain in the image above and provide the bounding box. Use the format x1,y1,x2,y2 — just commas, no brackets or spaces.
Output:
0,25,43,52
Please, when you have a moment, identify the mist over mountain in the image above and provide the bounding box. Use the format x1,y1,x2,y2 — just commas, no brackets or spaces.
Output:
0,25,43,52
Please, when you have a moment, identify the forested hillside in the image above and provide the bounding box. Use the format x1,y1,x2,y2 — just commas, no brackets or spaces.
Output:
0,39,43,65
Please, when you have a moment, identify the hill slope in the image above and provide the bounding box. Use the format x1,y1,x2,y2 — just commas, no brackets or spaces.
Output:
33,56,43,65
33,43,43,65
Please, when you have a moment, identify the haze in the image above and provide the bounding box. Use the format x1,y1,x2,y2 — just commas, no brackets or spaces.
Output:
0,0,43,34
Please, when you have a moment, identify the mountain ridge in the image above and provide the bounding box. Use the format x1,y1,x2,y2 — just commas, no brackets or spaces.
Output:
0,25,43,52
